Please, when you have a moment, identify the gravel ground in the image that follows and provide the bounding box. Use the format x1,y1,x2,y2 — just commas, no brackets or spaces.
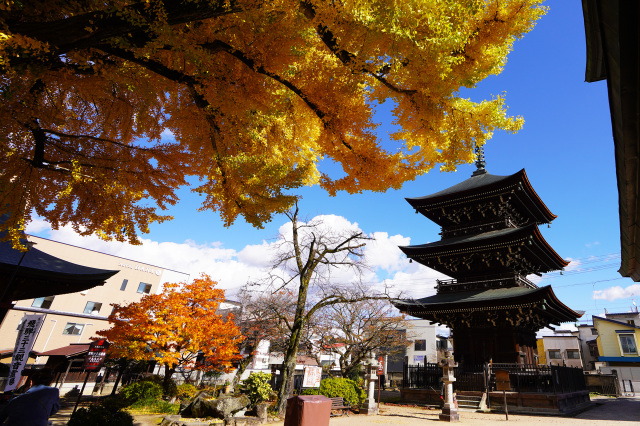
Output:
50,395,640,425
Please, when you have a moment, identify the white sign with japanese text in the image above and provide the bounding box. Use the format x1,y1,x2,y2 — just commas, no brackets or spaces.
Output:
302,366,322,388
4,314,44,392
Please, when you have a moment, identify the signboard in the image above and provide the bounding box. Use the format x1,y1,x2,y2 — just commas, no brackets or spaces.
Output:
377,356,385,376
4,314,44,392
83,339,110,371
495,370,511,391
302,366,322,388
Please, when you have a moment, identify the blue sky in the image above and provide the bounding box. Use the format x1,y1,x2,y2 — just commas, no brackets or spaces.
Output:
28,1,639,327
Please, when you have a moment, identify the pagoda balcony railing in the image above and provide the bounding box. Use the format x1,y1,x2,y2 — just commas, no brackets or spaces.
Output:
402,362,586,395
436,274,537,293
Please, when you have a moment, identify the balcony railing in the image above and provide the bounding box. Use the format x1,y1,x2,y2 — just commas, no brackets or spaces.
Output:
436,274,537,293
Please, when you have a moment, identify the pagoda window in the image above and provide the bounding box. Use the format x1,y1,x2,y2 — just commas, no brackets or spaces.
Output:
548,350,561,359
618,334,638,355
414,340,427,351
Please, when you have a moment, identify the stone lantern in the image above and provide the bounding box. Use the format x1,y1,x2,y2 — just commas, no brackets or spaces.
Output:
439,353,459,422
360,356,379,415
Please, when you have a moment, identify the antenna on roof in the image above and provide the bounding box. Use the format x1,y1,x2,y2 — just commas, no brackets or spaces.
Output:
472,142,487,176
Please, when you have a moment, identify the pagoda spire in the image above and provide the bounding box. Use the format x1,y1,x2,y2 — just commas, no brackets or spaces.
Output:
472,143,487,176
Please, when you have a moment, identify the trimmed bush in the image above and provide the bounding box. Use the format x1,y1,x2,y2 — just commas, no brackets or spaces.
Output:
68,404,133,426
118,380,162,404
302,377,365,406
243,372,273,405
176,383,198,400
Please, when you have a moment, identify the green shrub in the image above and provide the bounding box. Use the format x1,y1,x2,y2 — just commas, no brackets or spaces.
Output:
68,404,134,426
128,397,180,414
306,377,365,406
139,374,178,397
118,380,163,404
243,372,273,405
176,383,198,400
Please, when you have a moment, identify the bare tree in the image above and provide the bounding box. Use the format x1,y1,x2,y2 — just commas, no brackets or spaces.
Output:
307,296,409,379
248,204,379,415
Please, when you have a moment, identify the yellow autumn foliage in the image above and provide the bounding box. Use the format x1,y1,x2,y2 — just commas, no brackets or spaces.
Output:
0,0,545,243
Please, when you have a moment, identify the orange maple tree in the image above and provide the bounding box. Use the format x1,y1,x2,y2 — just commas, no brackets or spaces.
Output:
97,274,243,390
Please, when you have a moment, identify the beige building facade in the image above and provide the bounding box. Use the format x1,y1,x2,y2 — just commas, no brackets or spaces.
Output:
0,235,189,363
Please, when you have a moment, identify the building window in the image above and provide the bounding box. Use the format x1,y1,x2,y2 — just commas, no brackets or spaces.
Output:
414,340,426,351
32,296,54,309
63,323,84,336
627,320,636,326
619,334,638,355
566,350,580,359
120,279,128,291
591,328,598,335
137,282,152,294
83,302,102,315
589,345,598,357
548,350,561,359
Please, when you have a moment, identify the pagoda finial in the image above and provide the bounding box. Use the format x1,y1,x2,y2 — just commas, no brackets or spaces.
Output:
472,143,487,176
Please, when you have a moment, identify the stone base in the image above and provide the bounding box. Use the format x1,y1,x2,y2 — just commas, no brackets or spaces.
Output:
360,400,379,415
439,407,460,422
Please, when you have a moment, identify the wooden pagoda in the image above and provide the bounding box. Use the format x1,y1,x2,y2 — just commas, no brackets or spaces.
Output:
393,154,582,365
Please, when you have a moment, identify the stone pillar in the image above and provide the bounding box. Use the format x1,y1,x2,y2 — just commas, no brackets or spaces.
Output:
360,357,379,415
439,357,459,422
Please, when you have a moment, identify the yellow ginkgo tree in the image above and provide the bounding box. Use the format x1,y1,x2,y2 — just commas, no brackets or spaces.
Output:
1,0,545,243
97,274,244,393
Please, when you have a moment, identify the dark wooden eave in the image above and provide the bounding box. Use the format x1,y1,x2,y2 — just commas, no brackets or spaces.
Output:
0,239,119,301
406,169,557,226
399,224,569,277
582,0,640,281
393,285,582,325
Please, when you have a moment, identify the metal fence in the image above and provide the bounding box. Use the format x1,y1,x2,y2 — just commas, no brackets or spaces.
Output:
403,362,586,395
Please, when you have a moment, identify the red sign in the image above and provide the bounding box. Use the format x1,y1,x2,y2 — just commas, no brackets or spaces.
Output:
83,339,110,371
377,356,384,375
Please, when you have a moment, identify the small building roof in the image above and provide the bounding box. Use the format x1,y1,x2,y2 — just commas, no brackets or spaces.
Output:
38,343,91,358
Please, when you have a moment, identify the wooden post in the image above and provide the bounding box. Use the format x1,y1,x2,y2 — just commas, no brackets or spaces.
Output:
503,390,508,420
72,371,91,414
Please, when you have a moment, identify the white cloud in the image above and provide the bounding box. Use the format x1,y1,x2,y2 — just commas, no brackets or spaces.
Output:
26,214,443,300
564,258,582,272
364,232,411,273
593,284,640,302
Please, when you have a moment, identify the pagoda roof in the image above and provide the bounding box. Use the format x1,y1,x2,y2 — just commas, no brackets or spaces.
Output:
399,224,568,277
393,285,582,324
406,169,556,225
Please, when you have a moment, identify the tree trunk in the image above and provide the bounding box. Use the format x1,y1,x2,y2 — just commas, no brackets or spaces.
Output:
163,364,176,396
276,324,304,415
230,352,255,393
275,274,311,415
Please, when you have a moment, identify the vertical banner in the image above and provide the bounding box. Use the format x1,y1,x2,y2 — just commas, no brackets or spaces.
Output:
4,314,45,392
302,366,322,388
